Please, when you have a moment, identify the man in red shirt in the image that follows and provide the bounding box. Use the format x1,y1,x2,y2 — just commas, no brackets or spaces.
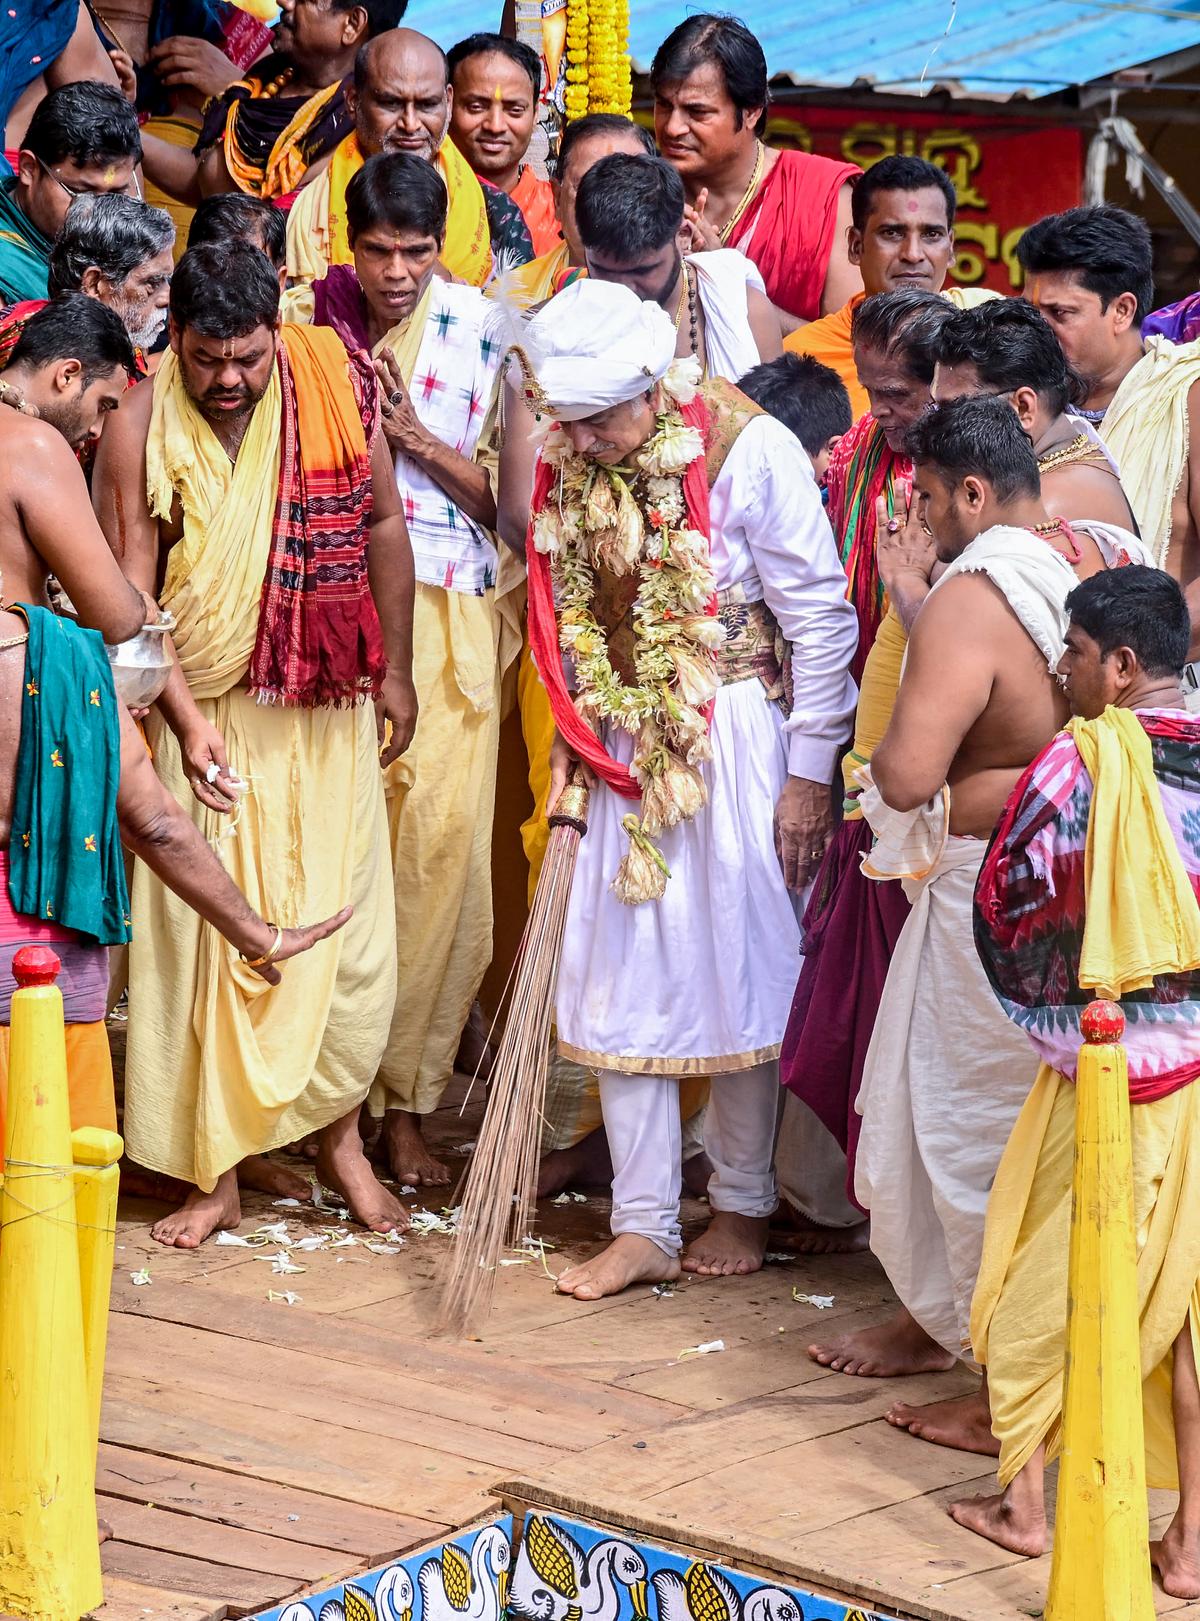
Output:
653,14,861,333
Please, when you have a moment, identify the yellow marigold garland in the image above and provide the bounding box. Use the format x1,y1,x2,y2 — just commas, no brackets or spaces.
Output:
565,0,589,121
563,0,630,118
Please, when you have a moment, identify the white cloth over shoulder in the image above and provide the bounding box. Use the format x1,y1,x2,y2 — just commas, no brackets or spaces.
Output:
930,523,1078,672
555,413,857,1073
1076,519,1156,569
687,248,765,383
1067,412,1120,475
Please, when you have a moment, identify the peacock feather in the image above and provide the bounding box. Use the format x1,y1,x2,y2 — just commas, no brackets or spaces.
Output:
684,1565,735,1621
525,1517,580,1600
442,1543,473,1612
343,1587,377,1621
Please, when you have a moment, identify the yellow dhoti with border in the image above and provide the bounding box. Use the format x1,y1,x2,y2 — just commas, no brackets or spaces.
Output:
973,1070,1200,1487
368,582,500,1118
123,349,395,1192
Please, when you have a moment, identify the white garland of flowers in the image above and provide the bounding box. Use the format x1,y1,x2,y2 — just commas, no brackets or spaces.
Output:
530,358,723,904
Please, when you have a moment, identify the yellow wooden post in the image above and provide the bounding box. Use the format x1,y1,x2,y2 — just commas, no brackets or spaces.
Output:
0,946,104,1621
72,1125,124,1463
1045,999,1155,1621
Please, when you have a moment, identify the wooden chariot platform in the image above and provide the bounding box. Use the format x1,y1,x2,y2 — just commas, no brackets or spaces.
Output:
90,1060,1200,1621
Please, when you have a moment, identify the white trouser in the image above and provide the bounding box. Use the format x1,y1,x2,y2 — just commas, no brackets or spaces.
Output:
598,1062,781,1255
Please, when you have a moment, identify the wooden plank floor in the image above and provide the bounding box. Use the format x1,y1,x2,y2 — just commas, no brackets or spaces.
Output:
98,1068,1200,1621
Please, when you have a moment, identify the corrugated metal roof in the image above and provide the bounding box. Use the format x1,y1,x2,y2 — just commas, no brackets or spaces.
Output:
400,0,1200,100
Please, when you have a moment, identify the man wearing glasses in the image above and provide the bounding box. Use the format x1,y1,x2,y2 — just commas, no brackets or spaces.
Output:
1,80,141,303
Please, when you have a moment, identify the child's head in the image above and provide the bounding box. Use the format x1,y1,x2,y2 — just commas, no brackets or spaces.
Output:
737,353,853,480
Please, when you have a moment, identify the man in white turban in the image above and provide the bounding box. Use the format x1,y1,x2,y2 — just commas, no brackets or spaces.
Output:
508,279,858,1298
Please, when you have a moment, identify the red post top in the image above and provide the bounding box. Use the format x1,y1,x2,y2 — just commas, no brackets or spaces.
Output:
12,945,61,987
1082,999,1125,1044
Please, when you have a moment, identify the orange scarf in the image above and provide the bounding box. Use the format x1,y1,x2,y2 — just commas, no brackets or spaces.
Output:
512,165,562,259
249,326,386,707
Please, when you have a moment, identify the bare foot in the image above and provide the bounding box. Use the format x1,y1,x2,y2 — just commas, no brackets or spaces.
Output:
886,1385,999,1455
455,1000,495,1082
808,1307,956,1377
682,1211,769,1277
555,1234,680,1300
537,1126,612,1198
949,1489,1046,1557
317,1111,411,1235
681,1150,713,1200
1152,1522,1200,1599
238,1155,314,1202
380,1109,451,1187
771,1200,869,1255
98,1518,113,1545
119,1162,188,1203
150,1171,241,1249
284,1134,322,1161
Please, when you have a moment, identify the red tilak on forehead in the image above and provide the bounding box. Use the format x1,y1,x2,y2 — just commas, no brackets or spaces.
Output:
906,198,920,212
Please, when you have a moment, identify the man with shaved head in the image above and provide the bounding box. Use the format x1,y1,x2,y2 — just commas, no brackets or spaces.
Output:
287,27,498,288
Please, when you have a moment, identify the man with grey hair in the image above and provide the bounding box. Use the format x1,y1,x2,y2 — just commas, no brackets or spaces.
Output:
48,193,175,353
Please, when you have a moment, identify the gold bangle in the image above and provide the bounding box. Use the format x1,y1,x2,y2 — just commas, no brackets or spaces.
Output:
241,925,283,968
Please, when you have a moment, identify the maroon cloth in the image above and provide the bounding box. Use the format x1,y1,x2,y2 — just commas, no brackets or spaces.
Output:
729,149,861,324
780,818,911,1208
312,263,371,353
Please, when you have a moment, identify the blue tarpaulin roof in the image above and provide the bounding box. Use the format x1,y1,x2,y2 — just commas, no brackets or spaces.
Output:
400,0,1200,100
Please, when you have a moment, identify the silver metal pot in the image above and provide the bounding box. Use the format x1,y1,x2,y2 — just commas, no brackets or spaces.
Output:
105,613,175,709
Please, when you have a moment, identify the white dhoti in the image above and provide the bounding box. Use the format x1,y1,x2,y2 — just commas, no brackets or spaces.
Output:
557,677,802,1253
854,835,1037,1357
557,678,800,1072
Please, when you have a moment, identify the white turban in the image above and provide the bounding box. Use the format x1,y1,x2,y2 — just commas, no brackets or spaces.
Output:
515,279,678,422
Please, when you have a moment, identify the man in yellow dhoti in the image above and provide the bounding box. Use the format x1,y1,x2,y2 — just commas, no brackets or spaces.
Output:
93,238,419,1248
286,30,493,291
297,153,510,1187
951,566,1200,1600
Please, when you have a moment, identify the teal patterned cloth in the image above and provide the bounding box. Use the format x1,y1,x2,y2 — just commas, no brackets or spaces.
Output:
8,606,131,945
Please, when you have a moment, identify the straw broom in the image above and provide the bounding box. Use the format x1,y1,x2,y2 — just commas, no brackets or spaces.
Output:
437,770,591,1334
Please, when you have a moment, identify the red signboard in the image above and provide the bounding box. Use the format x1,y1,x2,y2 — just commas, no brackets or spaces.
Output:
766,104,1084,294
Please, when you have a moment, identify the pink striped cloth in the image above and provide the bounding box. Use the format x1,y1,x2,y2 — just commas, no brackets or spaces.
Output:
0,848,108,1024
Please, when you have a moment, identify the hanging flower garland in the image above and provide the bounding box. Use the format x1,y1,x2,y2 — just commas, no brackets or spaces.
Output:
563,0,630,118
530,360,722,903
564,0,590,120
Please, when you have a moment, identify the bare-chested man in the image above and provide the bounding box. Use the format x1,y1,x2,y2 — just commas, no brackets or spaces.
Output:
808,396,1153,1447
933,295,1135,532
1019,206,1200,646
0,294,152,642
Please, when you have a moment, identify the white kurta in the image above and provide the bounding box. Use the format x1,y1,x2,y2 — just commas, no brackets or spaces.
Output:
555,414,859,1075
